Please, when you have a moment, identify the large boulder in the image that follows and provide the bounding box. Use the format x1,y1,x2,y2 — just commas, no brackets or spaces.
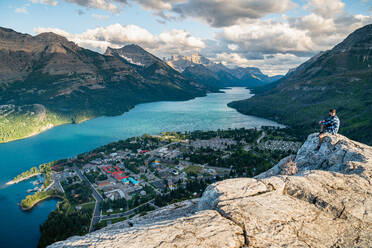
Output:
199,133,371,247
49,133,372,247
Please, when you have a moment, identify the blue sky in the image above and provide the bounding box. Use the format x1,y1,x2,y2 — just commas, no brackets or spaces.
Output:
1,0,371,75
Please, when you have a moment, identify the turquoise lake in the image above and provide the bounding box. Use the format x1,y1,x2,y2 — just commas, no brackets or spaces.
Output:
0,87,282,247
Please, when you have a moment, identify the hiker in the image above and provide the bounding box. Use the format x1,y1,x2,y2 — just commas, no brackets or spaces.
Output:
316,109,340,150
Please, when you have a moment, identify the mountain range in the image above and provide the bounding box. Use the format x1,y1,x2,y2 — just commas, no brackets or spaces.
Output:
5,24,369,145
229,24,372,145
0,27,210,143
165,54,282,88
0,26,286,143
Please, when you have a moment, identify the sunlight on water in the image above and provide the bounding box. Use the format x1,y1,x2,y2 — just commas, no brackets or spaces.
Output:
0,87,282,248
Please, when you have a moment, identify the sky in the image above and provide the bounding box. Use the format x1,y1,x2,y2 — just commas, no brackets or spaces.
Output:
1,0,372,76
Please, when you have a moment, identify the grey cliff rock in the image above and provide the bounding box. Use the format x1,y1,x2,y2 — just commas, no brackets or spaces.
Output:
49,133,372,247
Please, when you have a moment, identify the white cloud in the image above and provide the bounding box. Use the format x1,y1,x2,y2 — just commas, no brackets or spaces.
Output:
56,0,297,26
15,7,28,14
28,0,58,6
158,29,205,51
34,24,205,57
218,20,314,55
172,0,297,27
64,0,126,13
133,0,180,10
227,44,239,51
292,14,336,34
31,0,372,76
305,0,344,18
92,13,110,19
205,4,372,75
215,9,372,59
288,12,372,50
214,52,309,76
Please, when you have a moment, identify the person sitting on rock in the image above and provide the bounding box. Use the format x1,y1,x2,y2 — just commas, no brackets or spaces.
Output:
316,108,340,151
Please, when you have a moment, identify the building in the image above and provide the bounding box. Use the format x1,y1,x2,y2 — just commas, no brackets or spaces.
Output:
104,189,125,199
129,177,139,185
102,165,128,181
121,177,139,185
97,181,112,189
152,180,166,191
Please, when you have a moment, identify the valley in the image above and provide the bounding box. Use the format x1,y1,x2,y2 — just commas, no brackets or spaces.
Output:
1,1,371,247
0,87,282,248
1,20,371,248
0,27,210,143
229,24,372,145
0,27,281,144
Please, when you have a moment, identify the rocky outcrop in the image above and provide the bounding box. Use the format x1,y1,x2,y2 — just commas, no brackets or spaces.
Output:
49,133,372,247
105,45,163,67
49,199,245,248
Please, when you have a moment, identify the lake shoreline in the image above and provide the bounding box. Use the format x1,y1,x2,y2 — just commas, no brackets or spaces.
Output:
20,194,64,211
0,90,222,145
0,87,282,248
6,173,41,185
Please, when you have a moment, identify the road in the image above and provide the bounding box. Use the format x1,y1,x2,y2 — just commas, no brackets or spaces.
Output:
56,180,65,193
147,142,178,156
144,181,163,195
257,131,266,144
73,166,103,232
101,199,155,221
43,181,55,191
203,164,230,172
48,173,65,193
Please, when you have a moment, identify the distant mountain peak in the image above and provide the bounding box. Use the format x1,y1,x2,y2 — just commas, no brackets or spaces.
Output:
0,26,21,34
122,44,147,52
165,53,211,72
35,32,69,43
333,24,372,51
105,44,162,67
165,51,282,87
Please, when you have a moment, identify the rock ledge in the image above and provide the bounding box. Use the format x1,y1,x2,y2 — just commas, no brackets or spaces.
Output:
49,133,372,248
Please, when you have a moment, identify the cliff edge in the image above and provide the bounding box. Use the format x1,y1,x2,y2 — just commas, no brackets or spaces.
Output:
49,133,372,247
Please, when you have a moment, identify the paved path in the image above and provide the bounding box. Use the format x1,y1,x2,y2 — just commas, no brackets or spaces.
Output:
43,181,55,191
257,131,266,144
73,166,103,232
56,180,65,193
203,164,230,172
147,142,178,156
101,199,155,221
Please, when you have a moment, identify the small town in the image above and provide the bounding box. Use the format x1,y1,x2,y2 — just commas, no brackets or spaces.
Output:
12,127,301,246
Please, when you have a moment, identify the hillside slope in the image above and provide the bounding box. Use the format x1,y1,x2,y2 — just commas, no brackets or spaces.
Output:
166,53,282,88
49,133,372,247
228,24,372,144
182,64,227,89
0,27,209,143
